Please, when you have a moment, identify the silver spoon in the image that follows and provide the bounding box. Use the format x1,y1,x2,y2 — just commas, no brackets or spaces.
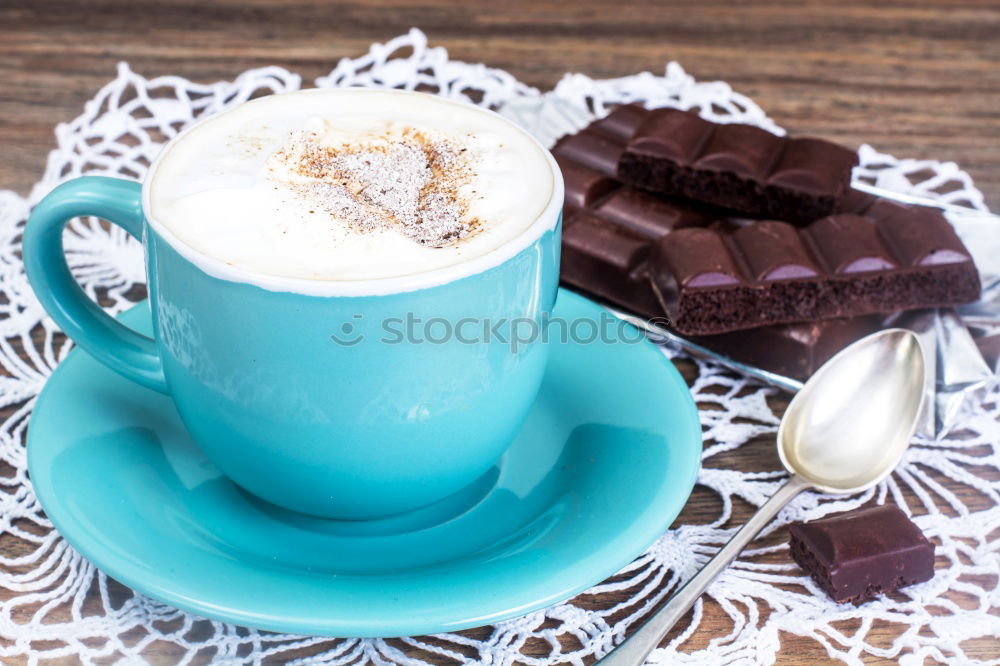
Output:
600,328,927,665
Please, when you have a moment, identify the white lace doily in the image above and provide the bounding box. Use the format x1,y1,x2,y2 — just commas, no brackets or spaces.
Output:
1,29,998,665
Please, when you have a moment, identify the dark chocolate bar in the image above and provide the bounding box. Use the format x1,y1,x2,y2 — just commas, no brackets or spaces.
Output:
687,316,885,380
789,505,935,604
652,199,981,334
617,108,859,223
554,106,981,373
554,110,881,377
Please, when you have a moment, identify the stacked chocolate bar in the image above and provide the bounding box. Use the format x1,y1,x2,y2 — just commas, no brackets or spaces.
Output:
554,105,982,379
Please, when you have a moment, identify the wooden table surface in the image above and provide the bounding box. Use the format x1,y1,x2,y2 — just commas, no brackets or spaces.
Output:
2,1,998,664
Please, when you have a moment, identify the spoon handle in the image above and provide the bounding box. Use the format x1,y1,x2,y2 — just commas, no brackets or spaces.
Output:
598,475,811,666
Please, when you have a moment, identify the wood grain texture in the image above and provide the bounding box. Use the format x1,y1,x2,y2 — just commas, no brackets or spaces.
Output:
1,1,998,664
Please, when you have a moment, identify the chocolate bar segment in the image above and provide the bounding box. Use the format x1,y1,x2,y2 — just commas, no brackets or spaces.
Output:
561,213,661,317
688,316,885,380
617,108,859,223
789,505,935,604
652,199,981,335
557,156,620,212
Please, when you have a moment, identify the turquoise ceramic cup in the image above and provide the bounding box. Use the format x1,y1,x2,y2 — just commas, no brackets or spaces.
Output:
24,91,564,520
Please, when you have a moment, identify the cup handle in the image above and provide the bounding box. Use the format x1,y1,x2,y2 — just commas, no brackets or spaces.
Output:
23,176,168,394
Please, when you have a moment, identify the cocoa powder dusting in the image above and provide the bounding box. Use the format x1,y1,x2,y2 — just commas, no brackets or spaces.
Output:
267,128,479,247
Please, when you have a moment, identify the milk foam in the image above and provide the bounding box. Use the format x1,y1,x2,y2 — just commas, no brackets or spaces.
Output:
149,89,554,281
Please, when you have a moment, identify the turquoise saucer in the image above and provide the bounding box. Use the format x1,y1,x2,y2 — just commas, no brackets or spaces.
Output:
27,290,701,637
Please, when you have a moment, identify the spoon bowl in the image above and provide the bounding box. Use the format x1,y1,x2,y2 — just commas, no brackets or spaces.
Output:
778,328,927,493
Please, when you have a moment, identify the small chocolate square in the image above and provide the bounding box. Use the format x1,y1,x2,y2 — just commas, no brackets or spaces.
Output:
789,504,935,604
